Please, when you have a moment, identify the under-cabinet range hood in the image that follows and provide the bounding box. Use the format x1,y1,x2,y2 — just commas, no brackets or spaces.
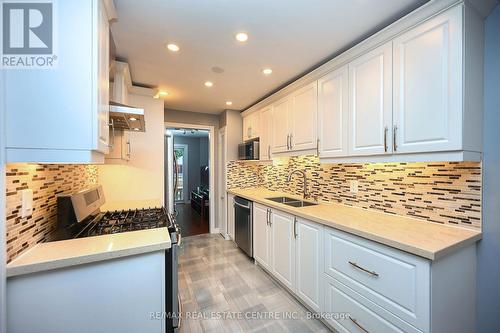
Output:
109,101,145,132
109,60,145,132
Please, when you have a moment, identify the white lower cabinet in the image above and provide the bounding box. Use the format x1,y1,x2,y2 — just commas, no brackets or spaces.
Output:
271,210,296,291
295,218,323,312
324,274,421,333
251,203,476,333
253,203,272,270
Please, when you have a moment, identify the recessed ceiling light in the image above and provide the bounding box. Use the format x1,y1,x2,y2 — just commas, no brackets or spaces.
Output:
226,101,233,106
129,117,137,121
204,81,214,87
235,32,248,42
133,128,140,131
167,43,180,52
159,91,169,97
262,68,273,75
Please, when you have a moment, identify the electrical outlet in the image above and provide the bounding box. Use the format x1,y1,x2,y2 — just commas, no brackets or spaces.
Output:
350,180,359,194
21,189,33,217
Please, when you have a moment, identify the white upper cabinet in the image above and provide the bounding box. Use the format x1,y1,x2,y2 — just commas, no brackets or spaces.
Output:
270,82,317,154
243,3,482,162
290,82,318,151
4,0,112,163
242,111,260,141
348,42,393,156
271,97,291,153
318,65,349,158
393,5,462,154
259,106,273,160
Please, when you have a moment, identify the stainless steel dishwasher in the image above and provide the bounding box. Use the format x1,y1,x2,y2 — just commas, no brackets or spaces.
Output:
234,196,253,258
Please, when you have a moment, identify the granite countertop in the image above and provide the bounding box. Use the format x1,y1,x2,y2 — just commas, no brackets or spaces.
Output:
228,187,482,260
7,198,169,278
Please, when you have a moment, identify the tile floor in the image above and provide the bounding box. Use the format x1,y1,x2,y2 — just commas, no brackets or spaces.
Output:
178,234,332,333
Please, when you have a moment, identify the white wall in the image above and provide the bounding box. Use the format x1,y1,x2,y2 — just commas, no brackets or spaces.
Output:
98,94,164,204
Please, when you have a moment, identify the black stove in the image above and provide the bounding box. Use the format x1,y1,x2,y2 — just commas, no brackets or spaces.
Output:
86,207,171,237
52,206,176,241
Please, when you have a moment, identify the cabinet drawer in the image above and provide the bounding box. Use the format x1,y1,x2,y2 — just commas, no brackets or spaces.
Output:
324,228,430,331
324,275,422,333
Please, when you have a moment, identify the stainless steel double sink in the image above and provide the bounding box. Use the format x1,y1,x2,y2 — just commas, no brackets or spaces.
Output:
265,196,317,208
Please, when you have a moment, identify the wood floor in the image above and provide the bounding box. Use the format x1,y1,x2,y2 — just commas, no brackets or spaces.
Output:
176,203,209,237
178,234,332,333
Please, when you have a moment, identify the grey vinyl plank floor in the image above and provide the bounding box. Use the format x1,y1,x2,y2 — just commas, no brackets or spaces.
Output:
178,234,332,333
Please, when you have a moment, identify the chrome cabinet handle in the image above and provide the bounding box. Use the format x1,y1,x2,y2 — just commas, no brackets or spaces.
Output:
268,210,272,226
393,125,398,152
266,209,269,226
268,145,271,159
286,134,290,150
293,217,298,239
383,126,388,152
289,133,293,149
348,261,379,277
349,317,369,333
108,118,115,148
127,140,131,156
316,138,320,156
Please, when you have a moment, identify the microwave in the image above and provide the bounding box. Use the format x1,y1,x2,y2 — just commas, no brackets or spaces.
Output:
238,140,260,160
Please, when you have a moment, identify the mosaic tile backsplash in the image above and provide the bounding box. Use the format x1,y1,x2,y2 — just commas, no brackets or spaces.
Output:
5,164,98,263
227,156,482,230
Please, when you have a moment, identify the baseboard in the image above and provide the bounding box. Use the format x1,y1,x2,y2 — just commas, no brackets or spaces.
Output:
210,228,220,234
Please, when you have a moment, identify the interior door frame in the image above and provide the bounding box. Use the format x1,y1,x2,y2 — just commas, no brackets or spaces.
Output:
165,122,216,234
218,126,228,239
173,144,189,203
1,65,6,333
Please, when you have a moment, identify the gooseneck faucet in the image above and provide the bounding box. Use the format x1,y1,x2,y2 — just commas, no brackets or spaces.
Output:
286,169,309,199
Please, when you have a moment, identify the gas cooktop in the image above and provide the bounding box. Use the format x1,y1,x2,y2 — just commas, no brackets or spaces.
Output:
51,207,175,241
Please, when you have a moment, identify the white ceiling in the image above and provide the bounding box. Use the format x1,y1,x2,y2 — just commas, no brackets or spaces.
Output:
112,0,427,114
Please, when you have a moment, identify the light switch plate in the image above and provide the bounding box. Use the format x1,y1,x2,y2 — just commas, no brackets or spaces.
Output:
21,189,33,218
350,180,359,194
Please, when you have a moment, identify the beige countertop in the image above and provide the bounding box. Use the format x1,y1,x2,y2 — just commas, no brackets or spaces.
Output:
7,198,169,278
6,227,171,278
228,187,481,260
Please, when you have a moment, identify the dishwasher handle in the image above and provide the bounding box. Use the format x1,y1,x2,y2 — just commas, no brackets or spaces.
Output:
234,201,251,210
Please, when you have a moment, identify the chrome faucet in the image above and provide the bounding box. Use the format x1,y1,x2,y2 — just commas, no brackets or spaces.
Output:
286,169,309,199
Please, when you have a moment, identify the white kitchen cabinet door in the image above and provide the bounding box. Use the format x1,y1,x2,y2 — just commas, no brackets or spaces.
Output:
227,194,235,240
318,65,349,158
290,82,318,151
96,0,110,153
393,5,462,154
253,204,271,270
348,42,393,156
295,218,323,312
4,0,111,163
271,98,291,153
242,112,260,141
259,107,273,160
271,209,295,291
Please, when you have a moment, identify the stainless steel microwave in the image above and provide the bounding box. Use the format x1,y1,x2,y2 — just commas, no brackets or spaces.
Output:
238,140,259,160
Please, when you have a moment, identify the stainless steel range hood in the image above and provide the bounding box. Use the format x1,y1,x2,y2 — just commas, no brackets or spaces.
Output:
109,101,145,132
109,60,145,132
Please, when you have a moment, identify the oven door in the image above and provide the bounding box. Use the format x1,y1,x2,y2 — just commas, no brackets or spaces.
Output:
166,234,180,332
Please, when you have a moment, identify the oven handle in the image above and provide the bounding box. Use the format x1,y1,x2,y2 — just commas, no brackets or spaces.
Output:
177,294,182,330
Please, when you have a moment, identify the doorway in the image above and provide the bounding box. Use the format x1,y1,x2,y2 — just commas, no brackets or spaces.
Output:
165,125,214,237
